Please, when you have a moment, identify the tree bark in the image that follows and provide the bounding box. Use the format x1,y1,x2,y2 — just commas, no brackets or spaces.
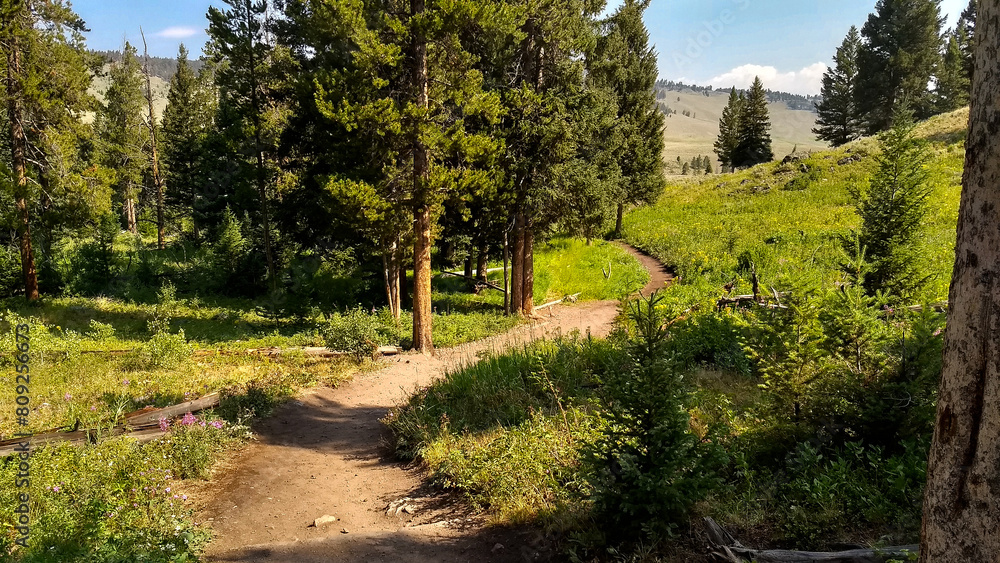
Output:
383,236,402,319
615,202,625,238
141,30,166,250
920,2,1000,560
521,218,535,316
6,30,40,301
503,229,510,315
476,243,488,283
510,214,524,315
242,0,276,291
410,0,433,354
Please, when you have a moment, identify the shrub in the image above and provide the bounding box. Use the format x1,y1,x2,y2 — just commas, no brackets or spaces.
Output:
322,307,396,360
584,293,727,543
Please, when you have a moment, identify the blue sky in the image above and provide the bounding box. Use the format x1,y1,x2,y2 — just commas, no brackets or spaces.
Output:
73,0,969,95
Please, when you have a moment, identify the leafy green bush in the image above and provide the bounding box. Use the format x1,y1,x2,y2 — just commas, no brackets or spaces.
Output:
584,293,727,543
321,307,396,360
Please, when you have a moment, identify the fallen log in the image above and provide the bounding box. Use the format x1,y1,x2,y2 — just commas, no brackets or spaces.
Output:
534,293,582,311
0,393,223,456
436,270,505,292
75,345,402,359
125,392,221,427
704,517,918,563
717,295,788,310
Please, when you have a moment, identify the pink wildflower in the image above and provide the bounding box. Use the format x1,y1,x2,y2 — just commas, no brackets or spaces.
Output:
180,412,198,426
158,417,170,432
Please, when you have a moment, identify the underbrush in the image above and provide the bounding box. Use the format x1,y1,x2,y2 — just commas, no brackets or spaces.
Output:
0,415,244,562
386,297,726,551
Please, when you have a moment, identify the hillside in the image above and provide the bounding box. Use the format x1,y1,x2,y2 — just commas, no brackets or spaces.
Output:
625,107,969,302
656,84,829,175
82,66,171,124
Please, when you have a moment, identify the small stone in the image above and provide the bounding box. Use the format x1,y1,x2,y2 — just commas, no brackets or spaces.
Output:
341,528,349,534
312,515,338,527
491,543,505,553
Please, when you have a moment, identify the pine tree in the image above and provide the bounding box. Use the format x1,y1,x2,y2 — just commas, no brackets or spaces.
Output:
936,30,971,112
847,105,931,300
95,42,148,234
956,0,977,86
704,158,713,174
589,0,665,239
207,0,280,291
681,162,689,175
714,87,743,171
733,76,773,168
162,45,215,239
814,26,863,146
855,0,944,134
1,0,95,300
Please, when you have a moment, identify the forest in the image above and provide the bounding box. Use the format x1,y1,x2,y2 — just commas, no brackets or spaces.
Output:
1,0,999,562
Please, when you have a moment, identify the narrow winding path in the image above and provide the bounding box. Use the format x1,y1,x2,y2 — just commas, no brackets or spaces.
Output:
192,245,670,563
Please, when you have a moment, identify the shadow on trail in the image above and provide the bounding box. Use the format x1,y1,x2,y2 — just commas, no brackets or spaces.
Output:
206,525,548,563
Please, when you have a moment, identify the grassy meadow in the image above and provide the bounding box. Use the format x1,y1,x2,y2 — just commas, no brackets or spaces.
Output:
0,236,645,562
384,109,968,559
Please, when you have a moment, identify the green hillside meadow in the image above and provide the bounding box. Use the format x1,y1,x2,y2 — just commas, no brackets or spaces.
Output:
624,108,968,303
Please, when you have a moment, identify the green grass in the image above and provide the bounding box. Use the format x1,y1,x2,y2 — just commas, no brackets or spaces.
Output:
385,336,622,527
624,108,967,303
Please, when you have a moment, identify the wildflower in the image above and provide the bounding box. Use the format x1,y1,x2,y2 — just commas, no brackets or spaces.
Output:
209,420,225,430
200,421,207,427
180,412,198,426
90,406,97,411
64,393,72,401
122,379,130,386
52,485,60,492
159,418,170,432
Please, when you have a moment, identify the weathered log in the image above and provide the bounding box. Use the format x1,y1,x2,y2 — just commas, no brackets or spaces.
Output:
534,293,582,311
436,270,505,292
125,393,221,427
0,393,223,456
76,345,401,359
704,517,918,563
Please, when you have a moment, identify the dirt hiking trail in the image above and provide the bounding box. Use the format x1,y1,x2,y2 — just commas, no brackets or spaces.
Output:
193,245,670,563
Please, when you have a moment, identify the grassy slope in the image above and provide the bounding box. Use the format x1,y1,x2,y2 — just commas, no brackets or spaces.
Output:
660,87,829,175
626,108,968,303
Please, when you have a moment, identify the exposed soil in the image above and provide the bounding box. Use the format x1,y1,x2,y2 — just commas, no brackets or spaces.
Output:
191,245,667,563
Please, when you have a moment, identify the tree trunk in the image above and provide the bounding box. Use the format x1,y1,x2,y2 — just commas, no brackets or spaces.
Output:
410,0,433,354
124,197,137,233
464,254,473,280
510,214,524,315
242,0,276,291
503,230,510,315
383,237,402,320
6,33,39,301
412,207,433,353
521,218,535,316
615,202,625,238
920,3,1000,560
476,243,488,283
141,30,166,250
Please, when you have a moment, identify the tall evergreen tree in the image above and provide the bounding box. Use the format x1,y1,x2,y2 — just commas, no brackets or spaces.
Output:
162,44,215,239
936,30,971,112
733,76,773,168
714,88,743,172
814,26,863,146
956,0,977,83
589,0,665,238
1,0,95,300
207,0,281,290
95,42,148,234
855,0,944,134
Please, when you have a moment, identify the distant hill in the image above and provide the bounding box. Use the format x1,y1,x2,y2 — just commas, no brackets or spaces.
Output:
654,81,828,176
91,50,205,82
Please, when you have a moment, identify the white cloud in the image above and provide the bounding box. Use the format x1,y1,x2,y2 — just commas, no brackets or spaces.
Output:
708,62,828,96
155,27,199,39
